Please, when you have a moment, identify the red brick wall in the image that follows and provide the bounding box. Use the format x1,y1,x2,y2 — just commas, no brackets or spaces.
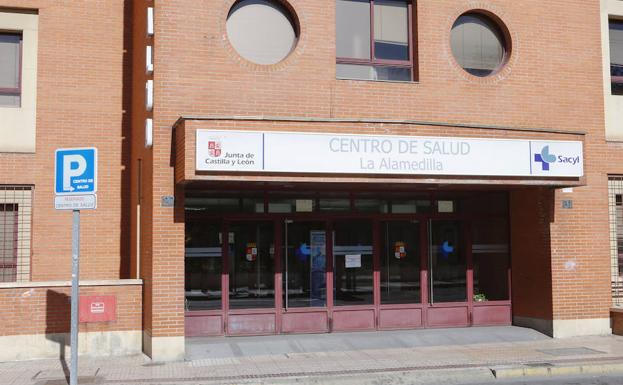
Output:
0,284,142,336
0,0,133,281
0,0,608,341
151,0,603,127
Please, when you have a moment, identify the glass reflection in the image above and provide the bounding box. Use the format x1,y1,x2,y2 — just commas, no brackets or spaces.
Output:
283,221,327,308
381,221,421,304
429,221,466,303
472,218,510,301
229,222,275,309
185,222,222,311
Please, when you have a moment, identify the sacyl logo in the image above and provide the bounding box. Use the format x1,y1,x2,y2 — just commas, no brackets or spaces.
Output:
534,145,581,171
534,145,557,171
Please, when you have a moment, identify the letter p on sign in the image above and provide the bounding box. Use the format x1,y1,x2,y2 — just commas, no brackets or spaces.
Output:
55,148,98,195
62,155,87,192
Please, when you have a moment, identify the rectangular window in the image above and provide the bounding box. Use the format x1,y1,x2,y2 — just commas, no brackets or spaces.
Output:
610,20,623,95
0,204,17,282
336,0,414,82
0,186,31,282
0,32,22,107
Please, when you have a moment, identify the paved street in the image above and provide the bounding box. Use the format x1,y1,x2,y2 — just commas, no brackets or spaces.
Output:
2,327,623,385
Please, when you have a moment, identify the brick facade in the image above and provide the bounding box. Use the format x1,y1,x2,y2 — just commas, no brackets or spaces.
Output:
0,0,133,280
144,0,610,343
0,0,617,361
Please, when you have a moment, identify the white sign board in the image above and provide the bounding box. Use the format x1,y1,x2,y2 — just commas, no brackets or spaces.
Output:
196,131,583,178
55,194,97,210
345,254,362,269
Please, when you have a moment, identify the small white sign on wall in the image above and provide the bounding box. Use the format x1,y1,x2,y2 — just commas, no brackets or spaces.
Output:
345,254,362,269
296,199,313,212
438,201,454,213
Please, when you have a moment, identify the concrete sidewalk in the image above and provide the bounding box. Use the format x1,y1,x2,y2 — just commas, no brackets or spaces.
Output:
2,327,623,385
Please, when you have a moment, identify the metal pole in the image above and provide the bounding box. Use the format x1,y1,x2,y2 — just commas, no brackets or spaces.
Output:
428,220,433,305
70,209,80,385
284,220,291,310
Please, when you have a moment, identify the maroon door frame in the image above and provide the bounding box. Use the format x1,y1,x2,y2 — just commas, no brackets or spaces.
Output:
185,209,512,337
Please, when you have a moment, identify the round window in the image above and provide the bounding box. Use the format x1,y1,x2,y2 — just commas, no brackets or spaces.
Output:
226,0,299,65
450,12,508,77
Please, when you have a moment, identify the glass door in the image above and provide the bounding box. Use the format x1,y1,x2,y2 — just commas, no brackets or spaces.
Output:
226,221,277,335
185,222,223,311
378,220,423,330
426,219,469,328
283,220,327,309
333,220,374,306
331,220,375,331
381,220,421,304
428,220,466,304
228,221,275,309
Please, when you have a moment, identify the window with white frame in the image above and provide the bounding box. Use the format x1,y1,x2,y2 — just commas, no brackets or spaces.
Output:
0,10,38,153
0,32,22,107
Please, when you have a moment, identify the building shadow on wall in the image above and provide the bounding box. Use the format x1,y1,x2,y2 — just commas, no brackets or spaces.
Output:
119,0,133,279
45,289,71,384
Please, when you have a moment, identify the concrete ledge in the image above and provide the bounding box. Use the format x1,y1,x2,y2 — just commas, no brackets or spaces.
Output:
0,279,143,289
552,318,611,338
0,330,142,362
514,316,612,338
492,362,623,379
143,332,185,362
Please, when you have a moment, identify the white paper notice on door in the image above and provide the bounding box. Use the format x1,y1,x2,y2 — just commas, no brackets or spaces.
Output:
345,254,361,268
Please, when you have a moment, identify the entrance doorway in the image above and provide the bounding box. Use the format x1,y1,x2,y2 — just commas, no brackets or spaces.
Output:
282,220,329,333
184,191,511,337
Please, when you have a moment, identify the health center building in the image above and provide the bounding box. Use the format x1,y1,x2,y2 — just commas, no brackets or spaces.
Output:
1,0,623,362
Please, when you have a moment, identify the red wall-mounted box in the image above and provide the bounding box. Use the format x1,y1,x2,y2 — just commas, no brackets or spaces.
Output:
79,295,116,323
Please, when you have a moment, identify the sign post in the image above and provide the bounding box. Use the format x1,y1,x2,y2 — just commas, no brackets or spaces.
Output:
54,148,97,385
70,209,80,385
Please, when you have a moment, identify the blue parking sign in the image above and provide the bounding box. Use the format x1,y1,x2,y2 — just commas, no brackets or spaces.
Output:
55,148,98,195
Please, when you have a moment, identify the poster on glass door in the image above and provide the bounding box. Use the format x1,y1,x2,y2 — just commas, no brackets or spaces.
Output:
310,230,326,306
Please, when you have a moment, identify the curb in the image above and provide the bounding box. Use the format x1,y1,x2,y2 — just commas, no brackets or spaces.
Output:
491,362,623,379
